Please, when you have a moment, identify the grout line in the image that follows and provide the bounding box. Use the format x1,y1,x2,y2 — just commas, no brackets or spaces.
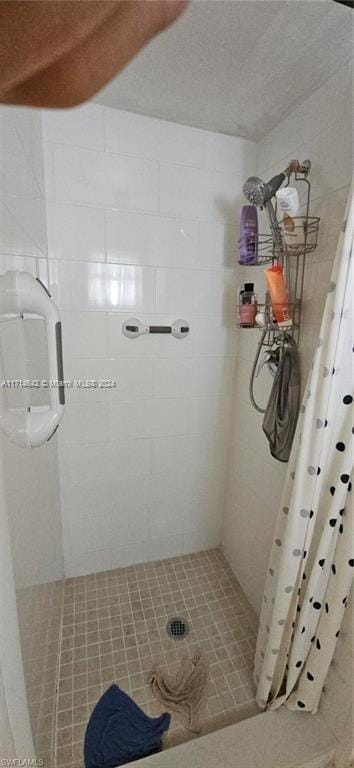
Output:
52,578,66,768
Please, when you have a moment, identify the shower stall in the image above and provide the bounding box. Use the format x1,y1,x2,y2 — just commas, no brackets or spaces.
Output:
0,3,352,767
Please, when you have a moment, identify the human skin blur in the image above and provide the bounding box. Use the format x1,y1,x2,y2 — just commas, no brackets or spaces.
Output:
0,1,189,108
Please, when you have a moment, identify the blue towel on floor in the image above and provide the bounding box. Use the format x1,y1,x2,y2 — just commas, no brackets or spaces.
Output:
84,684,171,768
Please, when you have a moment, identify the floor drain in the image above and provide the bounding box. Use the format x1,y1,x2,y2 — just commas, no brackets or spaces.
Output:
166,616,190,639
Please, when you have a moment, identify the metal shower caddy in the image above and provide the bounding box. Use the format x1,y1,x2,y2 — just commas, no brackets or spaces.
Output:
239,159,320,412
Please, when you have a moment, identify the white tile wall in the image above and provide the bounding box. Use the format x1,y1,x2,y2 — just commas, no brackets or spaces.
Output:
0,106,63,588
222,62,353,616
53,144,158,211
0,105,64,761
158,162,243,223
104,108,204,167
42,104,256,577
105,210,199,269
46,202,105,262
42,103,104,150
49,260,157,312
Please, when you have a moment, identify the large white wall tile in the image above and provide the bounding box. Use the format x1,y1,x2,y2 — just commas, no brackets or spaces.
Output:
152,432,226,475
41,106,257,577
203,132,256,176
189,395,232,435
59,439,151,486
42,141,55,202
183,528,222,555
151,434,189,474
50,260,157,312
149,466,225,539
61,311,107,359
108,398,190,440
193,317,237,357
195,270,234,317
156,268,197,316
0,200,44,257
53,144,158,211
105,108,204,166
159,162,244,223
41,104,104,150
106,210,198,268
1,197,47,255
136,535,184,563
153,358,193,398
0,253,37,275
0,110,38,198
46,203,105,261
63,357,154,402
191,357,235,397
198,221,238,270
0,104,63,755
110,534,184,571
156,267,234,318
65,549,112,578
59,402,109,443
64,473,150,553
153,357,234,398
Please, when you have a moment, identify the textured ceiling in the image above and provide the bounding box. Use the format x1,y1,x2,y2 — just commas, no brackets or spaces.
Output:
95,0,353,141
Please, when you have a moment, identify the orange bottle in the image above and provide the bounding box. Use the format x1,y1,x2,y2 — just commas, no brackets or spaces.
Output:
264,264,292,328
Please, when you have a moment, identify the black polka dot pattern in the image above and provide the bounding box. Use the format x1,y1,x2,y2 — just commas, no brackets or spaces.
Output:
255,206,353,715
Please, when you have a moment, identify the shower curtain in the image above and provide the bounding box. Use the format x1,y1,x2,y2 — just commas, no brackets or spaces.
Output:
254,183,353,713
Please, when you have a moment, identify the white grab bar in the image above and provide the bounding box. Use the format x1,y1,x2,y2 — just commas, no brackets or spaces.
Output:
0,271,65,447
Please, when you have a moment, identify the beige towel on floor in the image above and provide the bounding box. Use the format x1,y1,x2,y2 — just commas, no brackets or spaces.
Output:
150,651,210,733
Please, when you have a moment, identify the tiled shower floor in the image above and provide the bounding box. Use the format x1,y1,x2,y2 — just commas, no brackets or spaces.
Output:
55,549,259,767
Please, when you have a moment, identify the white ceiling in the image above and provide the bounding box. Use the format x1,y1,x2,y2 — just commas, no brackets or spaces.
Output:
95,0,353,141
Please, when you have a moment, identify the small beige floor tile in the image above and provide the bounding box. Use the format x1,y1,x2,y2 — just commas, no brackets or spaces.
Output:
55,548,259,767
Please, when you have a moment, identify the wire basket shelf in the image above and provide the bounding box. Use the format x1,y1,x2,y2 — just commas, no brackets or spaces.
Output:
236,301,300,333
238,234,275,266
238,216,320,266
279,215,320,257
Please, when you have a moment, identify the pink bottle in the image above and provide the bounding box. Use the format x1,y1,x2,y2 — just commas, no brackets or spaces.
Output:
239,283,257,327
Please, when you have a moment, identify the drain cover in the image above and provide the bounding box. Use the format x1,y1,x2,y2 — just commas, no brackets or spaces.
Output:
166,616,190,639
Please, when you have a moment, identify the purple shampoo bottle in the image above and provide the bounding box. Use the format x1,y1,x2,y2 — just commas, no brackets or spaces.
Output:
238,205,258,265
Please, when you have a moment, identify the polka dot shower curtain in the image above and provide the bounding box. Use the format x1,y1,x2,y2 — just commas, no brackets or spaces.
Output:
254,182,353,713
